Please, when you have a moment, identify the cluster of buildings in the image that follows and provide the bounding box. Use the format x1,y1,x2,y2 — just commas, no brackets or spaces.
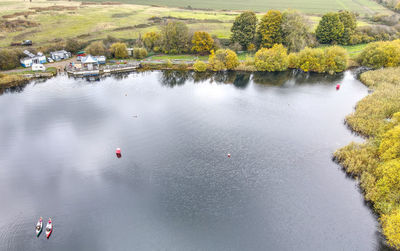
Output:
20,50,72,68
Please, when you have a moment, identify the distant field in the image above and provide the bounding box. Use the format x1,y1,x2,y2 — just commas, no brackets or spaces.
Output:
79,0,392,15
0,0,390,50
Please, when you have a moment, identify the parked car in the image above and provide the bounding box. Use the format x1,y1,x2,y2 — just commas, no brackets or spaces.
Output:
47,57,54,63
32,64,46,72
22,40,32,46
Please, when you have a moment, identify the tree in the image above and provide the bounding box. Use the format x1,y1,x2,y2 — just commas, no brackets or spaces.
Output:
143,31,161,51
109,42,128,58
281,10,312,52
257,10,283,48
254,44,288,71
65,38,85,54
86,41,107,56
208,49,239,71
160,21,190,54
316,12,344,44
375,159,400,214
230,11,258,50
133,48,148,59
191,31,214,54
0,49,21,70
338,11,357,45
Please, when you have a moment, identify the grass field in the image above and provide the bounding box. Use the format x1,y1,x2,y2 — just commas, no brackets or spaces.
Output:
79,0,392,15
0,0,392,52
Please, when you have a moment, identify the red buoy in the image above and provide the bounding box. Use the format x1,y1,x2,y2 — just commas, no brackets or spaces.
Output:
116,148,121,158
336,84,341,90
227,153,231,158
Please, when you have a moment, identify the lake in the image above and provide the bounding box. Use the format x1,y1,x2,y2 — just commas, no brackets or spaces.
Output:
0,70,390,250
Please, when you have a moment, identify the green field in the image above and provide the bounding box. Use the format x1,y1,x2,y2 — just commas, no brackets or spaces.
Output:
0,0,392,51
79,0,392,15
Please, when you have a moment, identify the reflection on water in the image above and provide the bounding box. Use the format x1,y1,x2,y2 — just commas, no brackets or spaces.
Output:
0,71,392,250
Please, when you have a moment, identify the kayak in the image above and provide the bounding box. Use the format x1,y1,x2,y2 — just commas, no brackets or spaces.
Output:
35,217,43,237
45,218,53,239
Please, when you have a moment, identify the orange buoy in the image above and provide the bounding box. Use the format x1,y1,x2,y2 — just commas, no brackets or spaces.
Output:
336,84,341,90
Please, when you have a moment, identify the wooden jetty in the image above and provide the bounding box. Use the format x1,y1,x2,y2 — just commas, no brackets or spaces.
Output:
66,63,140,77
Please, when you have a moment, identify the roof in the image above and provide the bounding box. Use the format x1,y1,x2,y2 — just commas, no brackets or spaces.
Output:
82,55,98,64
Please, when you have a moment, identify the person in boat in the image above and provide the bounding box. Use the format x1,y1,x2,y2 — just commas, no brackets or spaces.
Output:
36,225,40,230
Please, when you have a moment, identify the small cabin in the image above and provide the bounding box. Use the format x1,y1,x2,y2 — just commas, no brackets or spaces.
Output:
126,48,133,57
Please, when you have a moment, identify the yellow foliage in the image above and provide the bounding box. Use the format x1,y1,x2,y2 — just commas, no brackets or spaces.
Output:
382,210,400,249
254,44,288,71
193,60,207,72
208,49,239,71
109,42,128,59
191,31,214,54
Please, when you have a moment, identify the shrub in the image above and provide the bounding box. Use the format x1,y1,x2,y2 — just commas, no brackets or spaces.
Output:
324,46,348,74
254,44,288,71
382,211,400,249
358,40,400,68
193,60,207,72
133,48,148,59
86,41,107,56
191,31,214,55
208,49,239,71
296,47,325,73
109,42,128,59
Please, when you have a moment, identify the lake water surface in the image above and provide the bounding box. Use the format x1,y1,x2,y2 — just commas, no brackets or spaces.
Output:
0,71,390,250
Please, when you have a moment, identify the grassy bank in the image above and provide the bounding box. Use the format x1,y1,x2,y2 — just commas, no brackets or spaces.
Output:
0,73,27,87
334,67,400,249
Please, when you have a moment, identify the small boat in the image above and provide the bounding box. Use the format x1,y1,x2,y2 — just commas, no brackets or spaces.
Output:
45,218,53,239
35,217,43,237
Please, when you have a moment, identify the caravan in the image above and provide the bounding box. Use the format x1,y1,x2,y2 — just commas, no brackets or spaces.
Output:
32,64,46,72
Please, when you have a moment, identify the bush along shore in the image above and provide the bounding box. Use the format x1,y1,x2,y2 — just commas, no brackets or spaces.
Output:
334,66,400,249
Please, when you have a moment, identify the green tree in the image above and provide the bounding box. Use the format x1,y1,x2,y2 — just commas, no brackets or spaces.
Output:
230,11,258,50
109,42,128,59
143,31,161,51
191,31,214,55
254,44,288,71
86,41,107,56
160,21,190,54
208,49,239,71
257,10,283,48
281,10,312,52
133,48,148,59
65,38,85,54
338,11,357,45
0,49,22,70
316,12,344,44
